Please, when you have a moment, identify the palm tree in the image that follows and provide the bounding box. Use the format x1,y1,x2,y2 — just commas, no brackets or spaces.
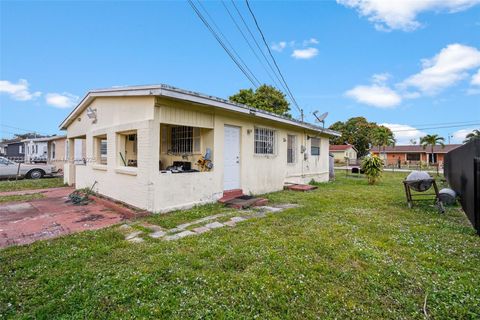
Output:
420,134,445,165
464,129,480,143
373,126,396,153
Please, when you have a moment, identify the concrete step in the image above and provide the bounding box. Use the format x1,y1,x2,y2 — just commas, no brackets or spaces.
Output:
285,184,318,192
218,189,244,203
225,196,268,209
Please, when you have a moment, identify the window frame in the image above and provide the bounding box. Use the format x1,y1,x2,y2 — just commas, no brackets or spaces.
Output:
254,127,276,155
287,134,296,164
310,137,320,156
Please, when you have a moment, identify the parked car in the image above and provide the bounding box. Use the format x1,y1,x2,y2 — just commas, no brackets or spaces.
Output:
0,156,57,179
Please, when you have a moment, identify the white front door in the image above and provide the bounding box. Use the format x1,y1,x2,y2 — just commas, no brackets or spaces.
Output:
223,125,241,190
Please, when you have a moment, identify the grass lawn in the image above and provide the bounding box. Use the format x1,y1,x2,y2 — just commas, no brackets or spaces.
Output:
1,172,478,319
0,193,45,203
0,177,65,193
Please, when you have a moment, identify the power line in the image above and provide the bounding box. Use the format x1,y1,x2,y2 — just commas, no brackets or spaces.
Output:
0,124,48,136
244,0,303,118
391,123,480,132
230,0,289,95
195,0,262,87
221,0,281,89
188,0,260,88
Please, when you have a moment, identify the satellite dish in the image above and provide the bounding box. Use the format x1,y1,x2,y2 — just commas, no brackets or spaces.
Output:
313,111,329,127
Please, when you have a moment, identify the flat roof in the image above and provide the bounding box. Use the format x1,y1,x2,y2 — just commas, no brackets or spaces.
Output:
373,144,462,154
59,84,340,137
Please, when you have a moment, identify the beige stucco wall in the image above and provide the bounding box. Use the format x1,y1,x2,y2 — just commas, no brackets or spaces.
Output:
64,96,331,213
47,138,66,170
331,148,357,162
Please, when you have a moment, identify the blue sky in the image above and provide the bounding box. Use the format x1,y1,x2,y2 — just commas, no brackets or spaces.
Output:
1,0,479,144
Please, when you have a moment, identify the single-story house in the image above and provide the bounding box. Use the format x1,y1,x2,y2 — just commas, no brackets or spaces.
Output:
46,135,67,170
59,84,340,212
329,144,357,163
23,138,49,163
5,141,25,161
371,144,462,165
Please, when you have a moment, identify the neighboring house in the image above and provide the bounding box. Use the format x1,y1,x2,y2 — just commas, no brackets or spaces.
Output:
60,84,340,212
23,138,49,163
46,136,67,170
329,144,357,163
0,143,6,156
5,141,25,161
371,144,462,166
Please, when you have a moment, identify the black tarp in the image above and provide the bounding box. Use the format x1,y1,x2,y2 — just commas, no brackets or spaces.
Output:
444,139,480,234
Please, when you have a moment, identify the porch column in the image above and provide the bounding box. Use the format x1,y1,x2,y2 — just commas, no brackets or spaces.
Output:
64,138,76,186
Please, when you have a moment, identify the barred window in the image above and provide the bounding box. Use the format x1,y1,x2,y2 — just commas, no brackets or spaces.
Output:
311,138,320,156
406,153,420,161
287,135,296,163
170,126,200,154
254,127,276,155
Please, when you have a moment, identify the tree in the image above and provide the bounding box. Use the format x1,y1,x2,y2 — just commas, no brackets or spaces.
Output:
329,117,393,157
420,134,445,166
361,155,384,185
229,84,291,117
464,129,480,143
372,126,396,153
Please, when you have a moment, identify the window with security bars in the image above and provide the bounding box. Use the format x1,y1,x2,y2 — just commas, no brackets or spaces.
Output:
311,138,320,156
254,127,276,155
287,135,296,163
169,126,201,154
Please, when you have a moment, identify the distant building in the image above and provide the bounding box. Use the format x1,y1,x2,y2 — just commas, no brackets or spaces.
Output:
23,138,49,163
5,141,25,161
371,144,462,166
0,143,6,156
329,144,357,163
46,135,67,170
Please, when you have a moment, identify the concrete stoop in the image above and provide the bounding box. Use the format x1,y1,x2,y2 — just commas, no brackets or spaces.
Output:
218,189,268,209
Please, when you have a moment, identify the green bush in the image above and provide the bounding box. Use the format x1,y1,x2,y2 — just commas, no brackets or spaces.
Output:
361,155,384,185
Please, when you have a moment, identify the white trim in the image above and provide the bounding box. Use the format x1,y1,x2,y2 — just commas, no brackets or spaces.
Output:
59,85,340,137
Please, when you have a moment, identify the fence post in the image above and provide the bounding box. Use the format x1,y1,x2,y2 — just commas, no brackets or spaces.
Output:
16,162,21,181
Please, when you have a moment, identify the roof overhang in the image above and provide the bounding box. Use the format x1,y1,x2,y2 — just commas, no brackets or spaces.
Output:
59,84,341,137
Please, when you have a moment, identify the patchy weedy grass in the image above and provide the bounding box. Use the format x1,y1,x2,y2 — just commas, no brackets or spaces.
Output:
0,177,65,192
0,193,45,203
0,172,478,319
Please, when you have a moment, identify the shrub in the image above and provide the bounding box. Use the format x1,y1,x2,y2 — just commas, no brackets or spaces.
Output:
361,155,384,185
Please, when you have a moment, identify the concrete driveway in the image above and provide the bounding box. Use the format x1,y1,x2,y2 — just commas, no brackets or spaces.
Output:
0,187,138,248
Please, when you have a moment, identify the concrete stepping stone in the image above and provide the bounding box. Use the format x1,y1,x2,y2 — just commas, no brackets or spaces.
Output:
192,226,210,234
175,213,228,230
149,230,166,238
257,206,283,213
128,237,144,243
231,216,247,223
223,220,236,227
140,223,164,232
119,224,132,230
204,221,225,229
165,230,195,241
125,231,142,240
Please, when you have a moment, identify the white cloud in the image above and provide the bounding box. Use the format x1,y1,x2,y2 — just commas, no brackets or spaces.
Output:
45,93,79,109
471,69,480,85
0,79,41,101
381,123,426,145
271,41,287,52
291,47,319,59
402,44,480,94
337,0,480,31
372,72,391,84
346,84,401,108
452,128,478,143
303,38,319,46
